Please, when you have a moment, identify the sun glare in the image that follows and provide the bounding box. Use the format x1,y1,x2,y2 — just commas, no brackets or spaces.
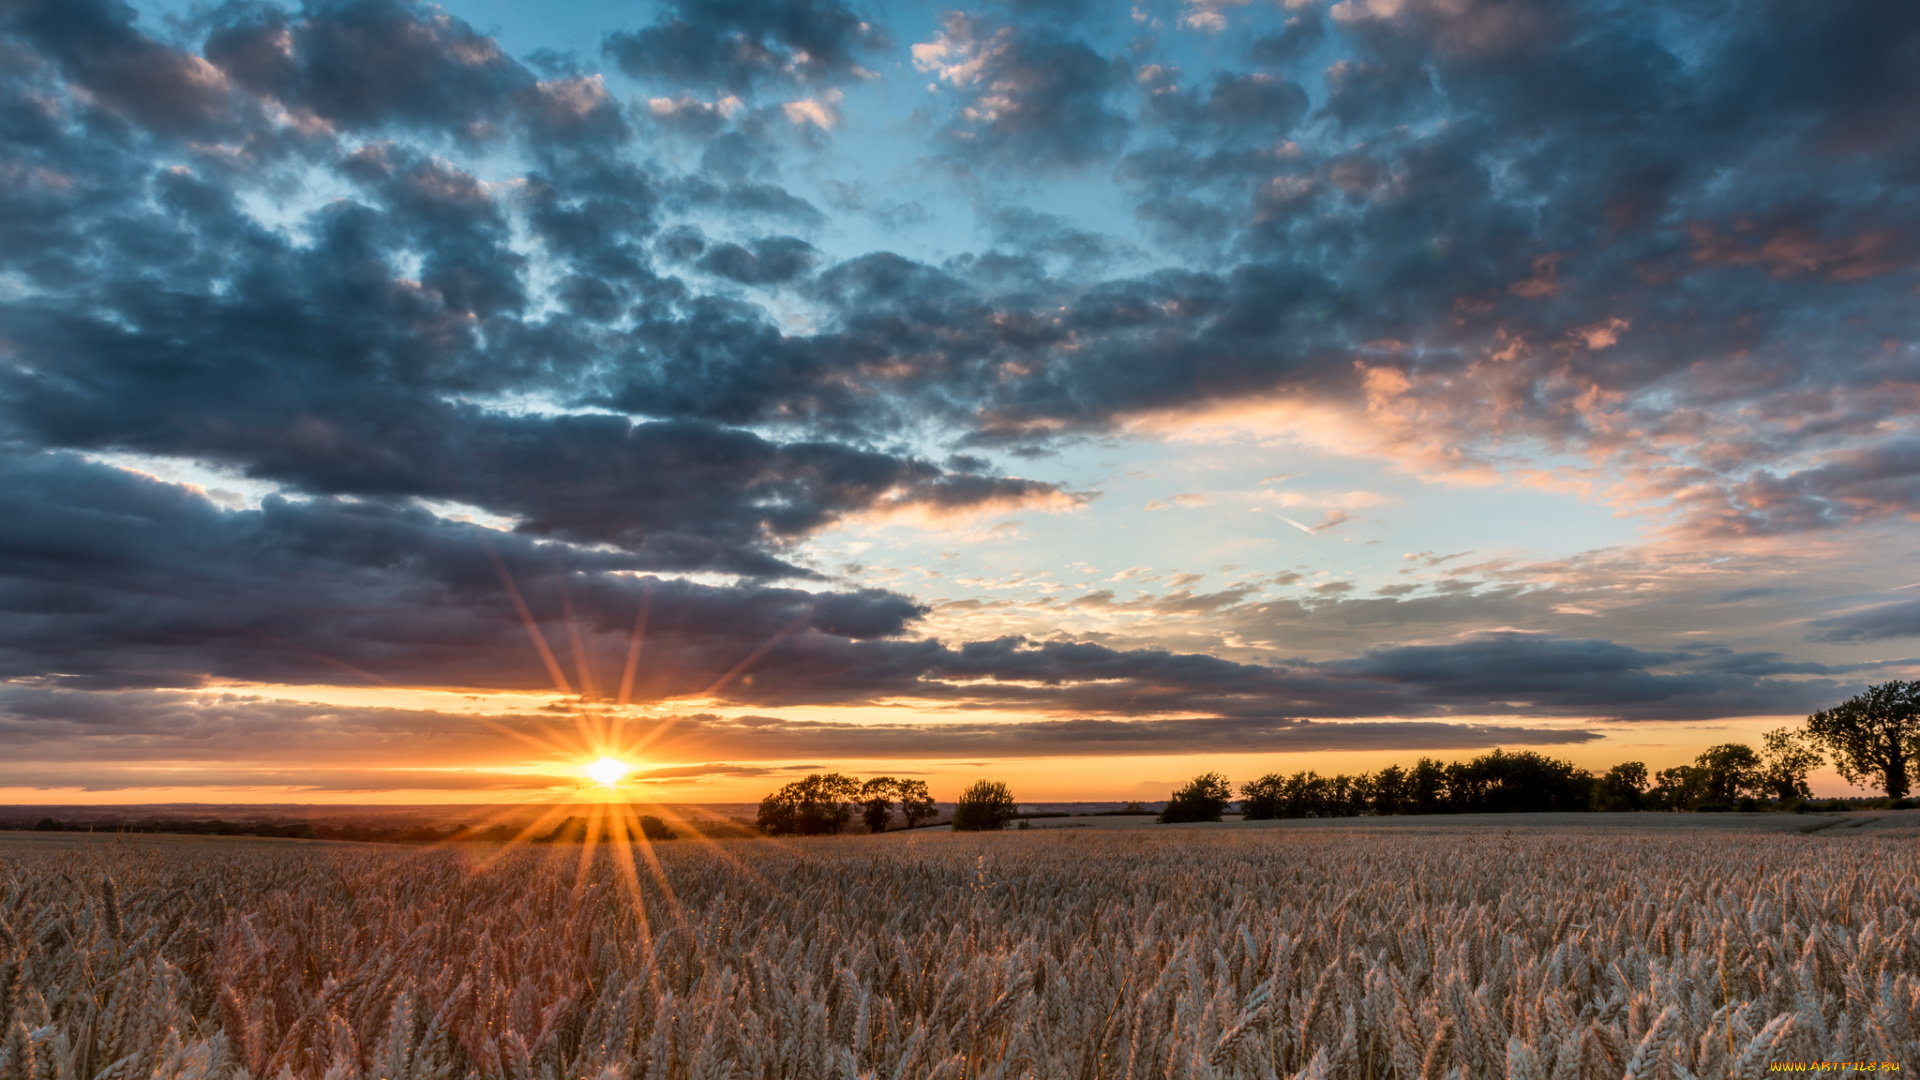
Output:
585,756,631,787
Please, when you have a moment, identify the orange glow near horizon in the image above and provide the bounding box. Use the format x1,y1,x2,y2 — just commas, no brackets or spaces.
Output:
6,550,1887,810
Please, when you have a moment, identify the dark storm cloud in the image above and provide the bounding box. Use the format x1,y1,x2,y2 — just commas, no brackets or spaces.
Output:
916,14,1129,168
0,684,523,764
1809,599,1920,643
602,0,886,94
681,178,824,225
1709,587,1798,605
0,452,1850,724
645,624,1854,724
2,0,627,155
1689,441,1920,536
655,713,1599,758
1247,10,1325,67
986,0,1096,28
3,0,239,138
0,449,944,690
1329,633,1845,720
1146,70,1310,139
203,0,530,140
697,234,820,284
968,206,1137,280
2,293,1056,570
1317,57,1436,131
0,765,580,792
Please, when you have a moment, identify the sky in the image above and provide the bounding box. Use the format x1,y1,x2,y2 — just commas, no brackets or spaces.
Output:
1,0,1917,804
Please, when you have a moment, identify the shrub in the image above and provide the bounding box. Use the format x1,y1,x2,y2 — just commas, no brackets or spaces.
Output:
1159,773,1233,823
951,780,1018,831
638,815,676,841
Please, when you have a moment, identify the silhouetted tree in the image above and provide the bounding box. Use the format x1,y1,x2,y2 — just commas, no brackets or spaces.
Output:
1806,682,1920,799
1159,773,1233,823
1596,762,1649,811
895,779,938,829
1759,727,1822,801
1652,765,1709,811
1370,765,1410,816
1239,774,1285,819
1694,744,1761,805
1338,773,1372,816
1243,771,1372,819
1427,751,1595,814
1171,748,1814,821
859,776,900,833
952,780,1018,831
1409,758,1447,814
638,815,676,841
1283,771,1338,817
756,773,860,836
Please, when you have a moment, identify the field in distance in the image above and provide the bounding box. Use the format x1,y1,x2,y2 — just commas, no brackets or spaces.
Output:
0,816,1914,1079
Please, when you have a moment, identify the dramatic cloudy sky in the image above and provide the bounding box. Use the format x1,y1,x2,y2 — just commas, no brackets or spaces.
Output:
2,0,1916,802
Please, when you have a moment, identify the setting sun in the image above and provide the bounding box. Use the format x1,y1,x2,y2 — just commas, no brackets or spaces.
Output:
585,757,631,787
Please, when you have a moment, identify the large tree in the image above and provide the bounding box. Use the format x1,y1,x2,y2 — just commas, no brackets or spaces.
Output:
1651,765,1708,811
895,779,938,829
756,773,860,836
858,776,900,834
1596,762,1649,811
1694,743,1762,805
1805,682,1920,799
1239,774,1285,820
1159,773,1233,823
1758,727,1823,801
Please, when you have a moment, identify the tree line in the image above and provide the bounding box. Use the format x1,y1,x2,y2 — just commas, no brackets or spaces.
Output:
751,682,1920,834
755,775,938,835
755,775,1025,835
1160,681,1920,821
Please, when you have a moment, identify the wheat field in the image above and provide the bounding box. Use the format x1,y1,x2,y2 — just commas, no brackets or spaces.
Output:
0,820,1914,1079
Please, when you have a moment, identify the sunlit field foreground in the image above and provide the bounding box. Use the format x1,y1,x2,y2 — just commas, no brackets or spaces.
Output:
2,818,1918,1079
